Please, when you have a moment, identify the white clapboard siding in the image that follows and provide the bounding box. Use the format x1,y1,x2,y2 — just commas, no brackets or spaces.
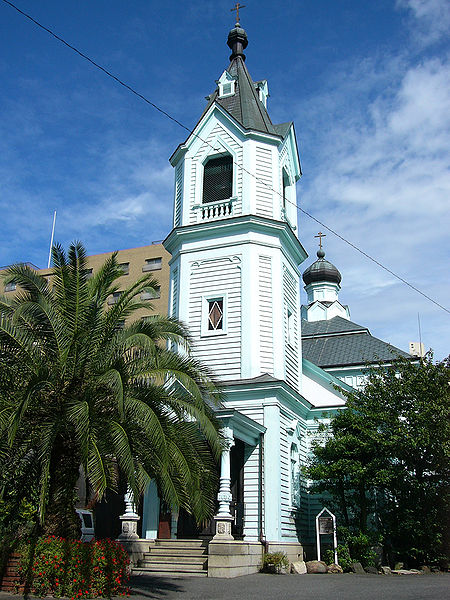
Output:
236,405,265,540
189,256,241,379
255,146,273,218
279,411,300,539
259,255,273,375
171,267,179,318
295,425,317,543
283,265,299,391
243,442,261,540
174,164,183,227
190,123,242,223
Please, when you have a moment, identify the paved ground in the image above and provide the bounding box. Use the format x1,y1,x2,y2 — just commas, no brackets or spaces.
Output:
127,572,450,600
2,572,448,600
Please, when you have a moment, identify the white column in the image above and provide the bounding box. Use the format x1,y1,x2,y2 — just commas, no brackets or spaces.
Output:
216,427,235,516
213,427,235,540
263,402,281,542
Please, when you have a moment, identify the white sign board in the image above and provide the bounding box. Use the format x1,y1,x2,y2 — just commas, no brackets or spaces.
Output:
315,507,338,565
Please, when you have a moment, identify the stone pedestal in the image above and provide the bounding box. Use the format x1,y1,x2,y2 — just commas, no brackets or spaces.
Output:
118,513,140,540
213,515,234,541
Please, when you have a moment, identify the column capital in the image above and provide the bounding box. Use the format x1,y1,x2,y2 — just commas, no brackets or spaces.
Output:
220,426,235,450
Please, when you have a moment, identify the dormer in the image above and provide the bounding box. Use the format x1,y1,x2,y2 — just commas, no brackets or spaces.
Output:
217,70,236,98
254,80,269,109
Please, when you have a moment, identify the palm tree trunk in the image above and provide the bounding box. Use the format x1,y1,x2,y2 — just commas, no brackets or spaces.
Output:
43,438,82,539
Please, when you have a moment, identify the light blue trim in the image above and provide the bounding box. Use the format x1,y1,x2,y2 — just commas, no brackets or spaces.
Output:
170,103,289,166
302,358,354,393
163,214,308,266
216,408,266,446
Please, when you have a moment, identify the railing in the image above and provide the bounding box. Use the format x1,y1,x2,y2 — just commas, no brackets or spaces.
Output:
193,197,237,222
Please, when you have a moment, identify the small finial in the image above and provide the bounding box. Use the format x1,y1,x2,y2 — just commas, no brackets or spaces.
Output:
227,8,248,61
230,3,246,24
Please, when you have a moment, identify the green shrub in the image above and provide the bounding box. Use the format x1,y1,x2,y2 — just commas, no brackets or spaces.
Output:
345,531,378,568
323,544,352,571
262,551,289,573
18,536,130,598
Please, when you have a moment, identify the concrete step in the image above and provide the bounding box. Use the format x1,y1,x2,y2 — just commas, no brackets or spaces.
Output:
140,538,209,577
142,556,207,566
136,562,206,573
133,568,207,578
144,548,207,558
152,539,207,548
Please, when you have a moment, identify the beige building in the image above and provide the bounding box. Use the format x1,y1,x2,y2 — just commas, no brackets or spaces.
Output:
1,242,171,322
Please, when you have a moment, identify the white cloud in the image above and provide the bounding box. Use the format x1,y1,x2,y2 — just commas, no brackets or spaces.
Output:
397,0,450,44
295,42,450,360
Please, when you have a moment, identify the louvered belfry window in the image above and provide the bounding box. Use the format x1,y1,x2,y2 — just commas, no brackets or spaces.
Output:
208,299,224,330
203,155,233,204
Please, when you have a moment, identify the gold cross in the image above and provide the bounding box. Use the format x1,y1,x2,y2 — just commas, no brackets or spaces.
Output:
314,231,326,249
230,2,246,22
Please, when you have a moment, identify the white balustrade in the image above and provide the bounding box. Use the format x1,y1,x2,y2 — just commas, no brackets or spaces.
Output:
193,197,236,222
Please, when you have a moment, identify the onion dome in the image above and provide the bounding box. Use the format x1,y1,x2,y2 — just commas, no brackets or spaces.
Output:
227,22,248,61
302,249,342,286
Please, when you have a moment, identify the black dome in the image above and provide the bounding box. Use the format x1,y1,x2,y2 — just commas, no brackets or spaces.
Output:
227,23,248,60
302,250,342,286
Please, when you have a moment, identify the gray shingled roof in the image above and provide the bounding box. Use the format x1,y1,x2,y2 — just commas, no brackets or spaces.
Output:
302,316,368,337
221,373,279,386
302,317,411,368
200,56,287,137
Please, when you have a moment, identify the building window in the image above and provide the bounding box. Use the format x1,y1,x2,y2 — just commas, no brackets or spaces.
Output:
201,293,227,336
203,155,233,204
119,262,129,275
220,81,234,96
282,169,289,211
290,443,300,508
141,286,160,300
217,72,236,98
208,298,223,331
142,257,162,272
4,280,16,292
108,291,122,305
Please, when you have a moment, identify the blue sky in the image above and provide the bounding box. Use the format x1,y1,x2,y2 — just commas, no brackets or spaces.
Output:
1,0,449,360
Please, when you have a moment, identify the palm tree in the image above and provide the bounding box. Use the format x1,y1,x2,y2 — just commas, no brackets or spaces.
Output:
0,242,221,538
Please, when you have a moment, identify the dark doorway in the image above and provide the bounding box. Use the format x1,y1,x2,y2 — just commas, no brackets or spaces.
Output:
158,501,172,539
94,482,127,540
177,508,200,539
230,438,245,538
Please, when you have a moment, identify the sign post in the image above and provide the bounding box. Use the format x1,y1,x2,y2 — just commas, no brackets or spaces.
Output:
315,507,338,564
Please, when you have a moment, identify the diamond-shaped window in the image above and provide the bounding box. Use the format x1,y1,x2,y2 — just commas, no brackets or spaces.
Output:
208,299,223,331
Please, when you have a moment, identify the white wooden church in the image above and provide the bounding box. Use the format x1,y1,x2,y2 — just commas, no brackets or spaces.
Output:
122,20,410,577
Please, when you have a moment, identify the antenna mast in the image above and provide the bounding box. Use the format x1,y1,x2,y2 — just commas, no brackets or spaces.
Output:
47,210,57,269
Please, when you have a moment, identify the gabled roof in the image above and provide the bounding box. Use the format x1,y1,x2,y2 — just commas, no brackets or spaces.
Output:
302,316,411,368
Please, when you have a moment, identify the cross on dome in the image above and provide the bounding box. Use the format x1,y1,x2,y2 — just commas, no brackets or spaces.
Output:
314,231,326,250
230,2,246,24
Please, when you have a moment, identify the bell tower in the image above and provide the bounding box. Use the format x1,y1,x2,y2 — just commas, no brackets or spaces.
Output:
164,21,307,391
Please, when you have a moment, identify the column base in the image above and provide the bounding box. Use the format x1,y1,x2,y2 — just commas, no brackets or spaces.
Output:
118,514,140,540
213,515,234,541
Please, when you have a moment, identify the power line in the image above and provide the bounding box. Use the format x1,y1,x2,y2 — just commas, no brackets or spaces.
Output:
2,0,449,315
